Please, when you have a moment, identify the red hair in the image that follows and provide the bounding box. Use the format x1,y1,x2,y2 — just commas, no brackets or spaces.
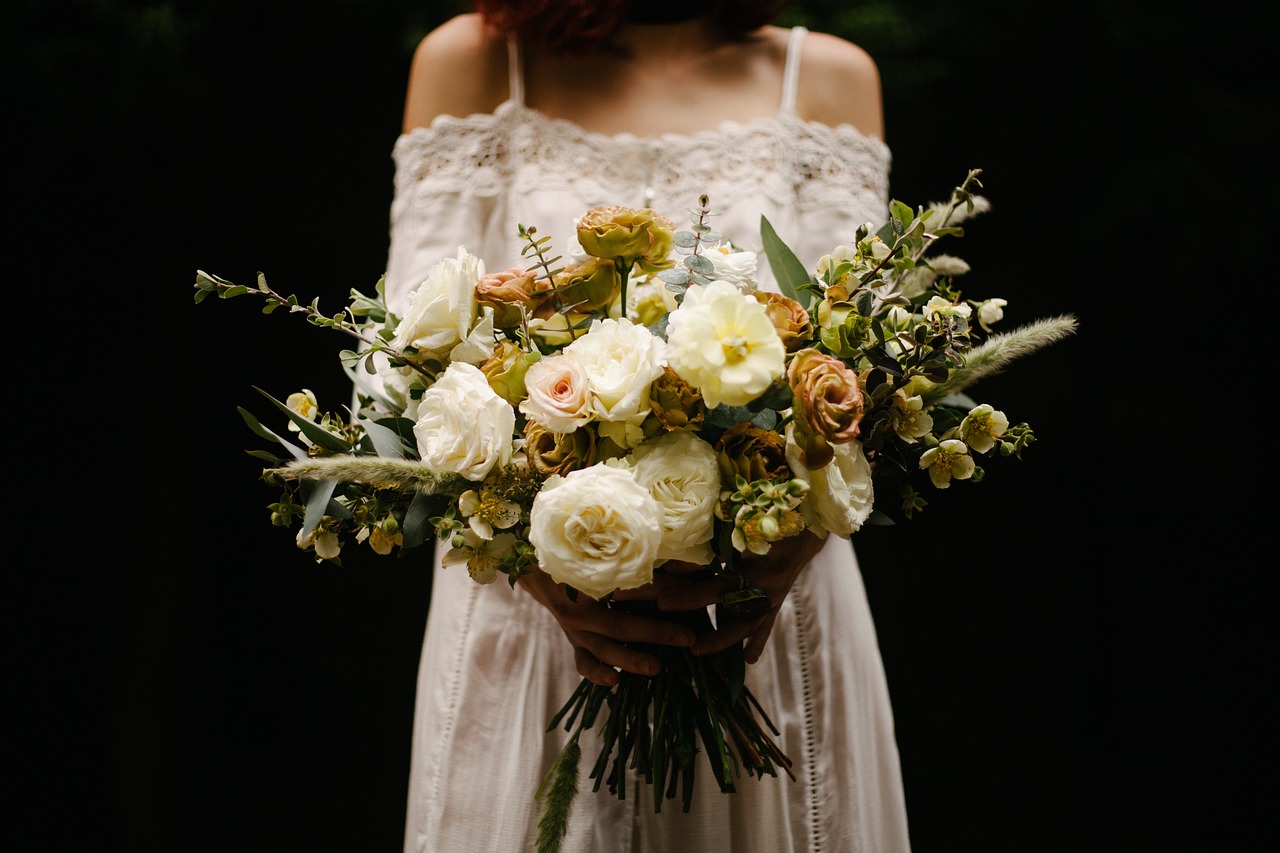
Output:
471,1,790,52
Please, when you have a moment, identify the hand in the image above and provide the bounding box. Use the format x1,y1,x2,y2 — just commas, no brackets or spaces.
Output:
517,567,697,687
656,530,826,664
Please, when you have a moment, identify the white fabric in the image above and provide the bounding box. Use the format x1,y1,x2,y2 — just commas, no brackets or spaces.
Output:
391,27,910,853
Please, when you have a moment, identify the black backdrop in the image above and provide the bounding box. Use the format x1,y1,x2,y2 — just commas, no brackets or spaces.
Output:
17,1,1271,850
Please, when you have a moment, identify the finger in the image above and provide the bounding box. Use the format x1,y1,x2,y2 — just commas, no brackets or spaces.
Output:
575,633,664,678
573,646,619,687
571,606,697,650
690,614,762,656
657,574,735,613
742,612,778,664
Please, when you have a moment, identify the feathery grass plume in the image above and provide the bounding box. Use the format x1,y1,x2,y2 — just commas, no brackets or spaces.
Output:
534,734,582,853
266,457,464,494
900,253,972,298
921,315,1079,404
926,193,991,226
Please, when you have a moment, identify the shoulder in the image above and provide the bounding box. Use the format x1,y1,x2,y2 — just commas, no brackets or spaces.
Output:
790,29,885,139
402,13,510,133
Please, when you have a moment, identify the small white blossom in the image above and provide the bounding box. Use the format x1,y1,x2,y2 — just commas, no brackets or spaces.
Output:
959,403,1009,454
919,438,975,489
976,298,1007,332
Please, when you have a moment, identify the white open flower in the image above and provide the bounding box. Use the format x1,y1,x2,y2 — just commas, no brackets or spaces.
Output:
959,403,1009,454
665,280,785,408
563,317,667,422
923,294,973,320
786,425,875,537
919,438,975,488
976,297,1007,332
390,246,483,360
413,361,514,481
519,353,593,433
528,462,663,599
628,430,720,565
441,529,517,585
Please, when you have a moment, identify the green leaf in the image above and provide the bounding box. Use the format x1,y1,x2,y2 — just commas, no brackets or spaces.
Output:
402,491,436,550
299,478,340,538
237,406,309,460
759,216,815,311
254,387,352,453
358,415,412,459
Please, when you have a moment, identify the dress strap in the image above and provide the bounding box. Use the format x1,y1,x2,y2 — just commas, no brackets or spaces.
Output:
780,26,807,115
507,36,525,105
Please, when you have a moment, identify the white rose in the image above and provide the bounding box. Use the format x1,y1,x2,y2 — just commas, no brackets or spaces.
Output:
563,318,667,422
390,246,483,360
708,245,759,293
786,424,874,537
665,280,785,408
413,362,514,481
628,430,720,565
528,462,664,599
519,353,593,433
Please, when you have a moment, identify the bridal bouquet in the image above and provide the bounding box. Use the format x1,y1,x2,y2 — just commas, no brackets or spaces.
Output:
194,169,1075,851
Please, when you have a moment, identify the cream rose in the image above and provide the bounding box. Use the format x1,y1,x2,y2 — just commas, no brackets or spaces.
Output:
628,430,720,565
528,462,663,599
391,246,484,360
707,245,759,293
563,318,667,422
519,353,593,433
786,424,875,537
665,280,785,408
413,362,515,481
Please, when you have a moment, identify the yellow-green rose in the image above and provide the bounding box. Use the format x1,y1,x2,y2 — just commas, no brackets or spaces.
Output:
479,340,541,405
523,419,597,477
576,205,676,274
553,257,622,313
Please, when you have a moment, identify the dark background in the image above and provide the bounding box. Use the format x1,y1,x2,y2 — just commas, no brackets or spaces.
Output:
17,0,1271,850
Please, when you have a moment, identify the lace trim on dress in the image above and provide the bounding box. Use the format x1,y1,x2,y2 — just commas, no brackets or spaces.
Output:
392,100,890,217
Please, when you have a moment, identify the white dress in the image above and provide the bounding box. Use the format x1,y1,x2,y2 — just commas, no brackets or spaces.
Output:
386,27,911,853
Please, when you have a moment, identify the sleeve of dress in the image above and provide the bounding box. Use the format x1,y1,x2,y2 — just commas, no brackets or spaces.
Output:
383,118,510,315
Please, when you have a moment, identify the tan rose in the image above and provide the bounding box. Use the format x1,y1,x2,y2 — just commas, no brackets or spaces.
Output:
523,419,597,477
753,291,813,352
787,348,864,470
553,257,622,313
474,267,554,329
649,366,706,431
576,206,676,274
714,421,792,484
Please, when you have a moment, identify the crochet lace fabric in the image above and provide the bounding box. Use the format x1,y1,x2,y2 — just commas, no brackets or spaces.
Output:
392,100,890,224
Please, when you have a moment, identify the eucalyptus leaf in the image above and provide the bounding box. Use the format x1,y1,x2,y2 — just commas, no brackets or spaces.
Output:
254,387,352,453
402,491,436,550
358,415,413,459
759,215,815,311
300,478,340,539
237,406,309,460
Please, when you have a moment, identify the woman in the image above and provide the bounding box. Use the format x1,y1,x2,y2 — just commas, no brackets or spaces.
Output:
385,1,911,849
